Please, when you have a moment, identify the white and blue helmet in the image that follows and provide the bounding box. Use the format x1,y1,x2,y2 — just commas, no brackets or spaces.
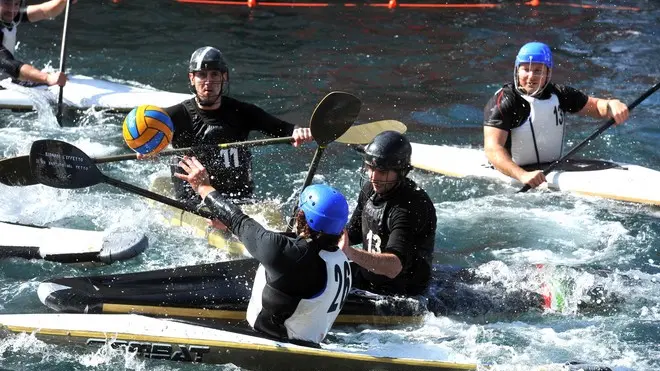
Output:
514,42,553,97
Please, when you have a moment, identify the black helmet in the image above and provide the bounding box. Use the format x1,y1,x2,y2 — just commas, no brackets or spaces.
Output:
363,131,412,172
189,46,228,73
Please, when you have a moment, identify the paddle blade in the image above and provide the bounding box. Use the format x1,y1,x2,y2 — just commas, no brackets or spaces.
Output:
310,92,362,146
336,120,407,145
29,139,103,189
0,156,37,186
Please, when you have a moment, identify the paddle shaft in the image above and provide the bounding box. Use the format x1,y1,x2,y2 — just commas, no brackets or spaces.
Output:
95,119,394,164
102,175,215,219
55,0,71,126
519,81,660,193
285,145,328,233
96,136,293,164
1,111,387,187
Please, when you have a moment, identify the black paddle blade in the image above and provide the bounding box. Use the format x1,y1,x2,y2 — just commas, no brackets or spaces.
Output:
0,156,37,186
29,139,103,189
310,92,362,146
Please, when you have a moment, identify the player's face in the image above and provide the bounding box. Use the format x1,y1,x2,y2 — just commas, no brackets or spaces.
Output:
517,62,549,95
0,0,21,23
365,164,399,194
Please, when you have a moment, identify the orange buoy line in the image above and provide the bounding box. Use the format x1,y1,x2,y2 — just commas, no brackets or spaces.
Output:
176,0,640,11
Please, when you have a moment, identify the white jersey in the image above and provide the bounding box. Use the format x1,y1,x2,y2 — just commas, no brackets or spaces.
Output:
510,93,565,166
1,27,17,55
246,249,351,344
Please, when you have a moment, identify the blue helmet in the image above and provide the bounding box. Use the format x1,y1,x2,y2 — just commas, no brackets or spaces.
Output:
515,42,553,70
298,184,349,236
514,42,553,97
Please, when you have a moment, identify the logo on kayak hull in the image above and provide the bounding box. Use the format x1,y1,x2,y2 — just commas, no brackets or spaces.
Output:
86,338,210,362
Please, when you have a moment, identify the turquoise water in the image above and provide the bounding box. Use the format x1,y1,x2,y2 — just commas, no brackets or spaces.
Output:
0,0,659,370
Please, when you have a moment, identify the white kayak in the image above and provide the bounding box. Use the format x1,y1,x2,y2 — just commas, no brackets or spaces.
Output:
0,221,148,264
410,142,660,206
0,75,191,112
0,313,477,370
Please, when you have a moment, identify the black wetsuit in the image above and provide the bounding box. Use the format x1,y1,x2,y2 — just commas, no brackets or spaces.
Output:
0,9,30,81
203,191,349,343
483,82,588,156
165,97,295,204
346,179,436,296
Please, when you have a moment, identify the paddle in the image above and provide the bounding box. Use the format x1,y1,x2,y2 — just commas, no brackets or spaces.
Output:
335,119,406,144
55,0,71,127
286,92,362,232
518,81,660,193
27,92,360,221
29,139,216,220
0,119,397,187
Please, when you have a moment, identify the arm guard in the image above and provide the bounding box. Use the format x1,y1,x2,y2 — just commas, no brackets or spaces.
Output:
203,191,245,230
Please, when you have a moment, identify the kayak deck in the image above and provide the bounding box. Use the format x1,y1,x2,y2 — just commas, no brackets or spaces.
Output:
0,221,148,264
0,313,477,371
0,75,191,112
410,142,660,206
38,258,427,326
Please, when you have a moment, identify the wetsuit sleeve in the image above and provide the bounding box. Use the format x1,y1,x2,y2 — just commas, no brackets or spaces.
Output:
204,191,297,270
553,84,589,113
0,48,23,79
483,87,518,131
346,183,370,245
240,101,296,137
384,195,436,271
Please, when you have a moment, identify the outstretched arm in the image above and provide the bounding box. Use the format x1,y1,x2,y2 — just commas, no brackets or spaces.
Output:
26,0,75,22
341,232,402,279
18,64,67,86
484,126,545,188
578,97,629,125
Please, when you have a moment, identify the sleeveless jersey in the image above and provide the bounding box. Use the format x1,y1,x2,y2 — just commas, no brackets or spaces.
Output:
246,249,351,344
510,93,565,165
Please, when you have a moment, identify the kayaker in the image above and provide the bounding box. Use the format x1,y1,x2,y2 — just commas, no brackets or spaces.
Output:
175,155,350,345
162,46,312,206
483,41,630,188
0,0,71,86
342,131,436,296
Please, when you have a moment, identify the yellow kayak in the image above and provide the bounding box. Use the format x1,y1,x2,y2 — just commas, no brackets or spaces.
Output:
149,175,287,257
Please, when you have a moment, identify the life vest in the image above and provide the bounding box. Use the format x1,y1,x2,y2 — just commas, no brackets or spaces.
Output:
246,248,351,344
1,27,17,55
510,93,565,165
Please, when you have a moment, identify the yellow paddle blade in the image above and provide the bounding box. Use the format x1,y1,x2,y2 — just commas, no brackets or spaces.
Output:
336,120,407,145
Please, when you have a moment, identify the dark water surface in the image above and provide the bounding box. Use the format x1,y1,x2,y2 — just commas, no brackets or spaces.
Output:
0,0,658,370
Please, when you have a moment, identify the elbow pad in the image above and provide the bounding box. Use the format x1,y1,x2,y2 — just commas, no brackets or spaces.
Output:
203,191,244,227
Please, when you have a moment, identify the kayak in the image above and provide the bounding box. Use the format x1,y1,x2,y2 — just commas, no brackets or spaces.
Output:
37,258,426,326
0,221,148,264
410,142,660,206
0,75,191,112
0,313,478,370
150,175,286,257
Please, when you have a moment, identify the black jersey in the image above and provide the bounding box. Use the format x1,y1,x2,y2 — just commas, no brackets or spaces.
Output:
346,179,437,296
165,97,295,203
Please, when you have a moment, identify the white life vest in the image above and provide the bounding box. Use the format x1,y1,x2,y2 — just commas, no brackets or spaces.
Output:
246,249,351,344
510,94,565,166
2,27,17,55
